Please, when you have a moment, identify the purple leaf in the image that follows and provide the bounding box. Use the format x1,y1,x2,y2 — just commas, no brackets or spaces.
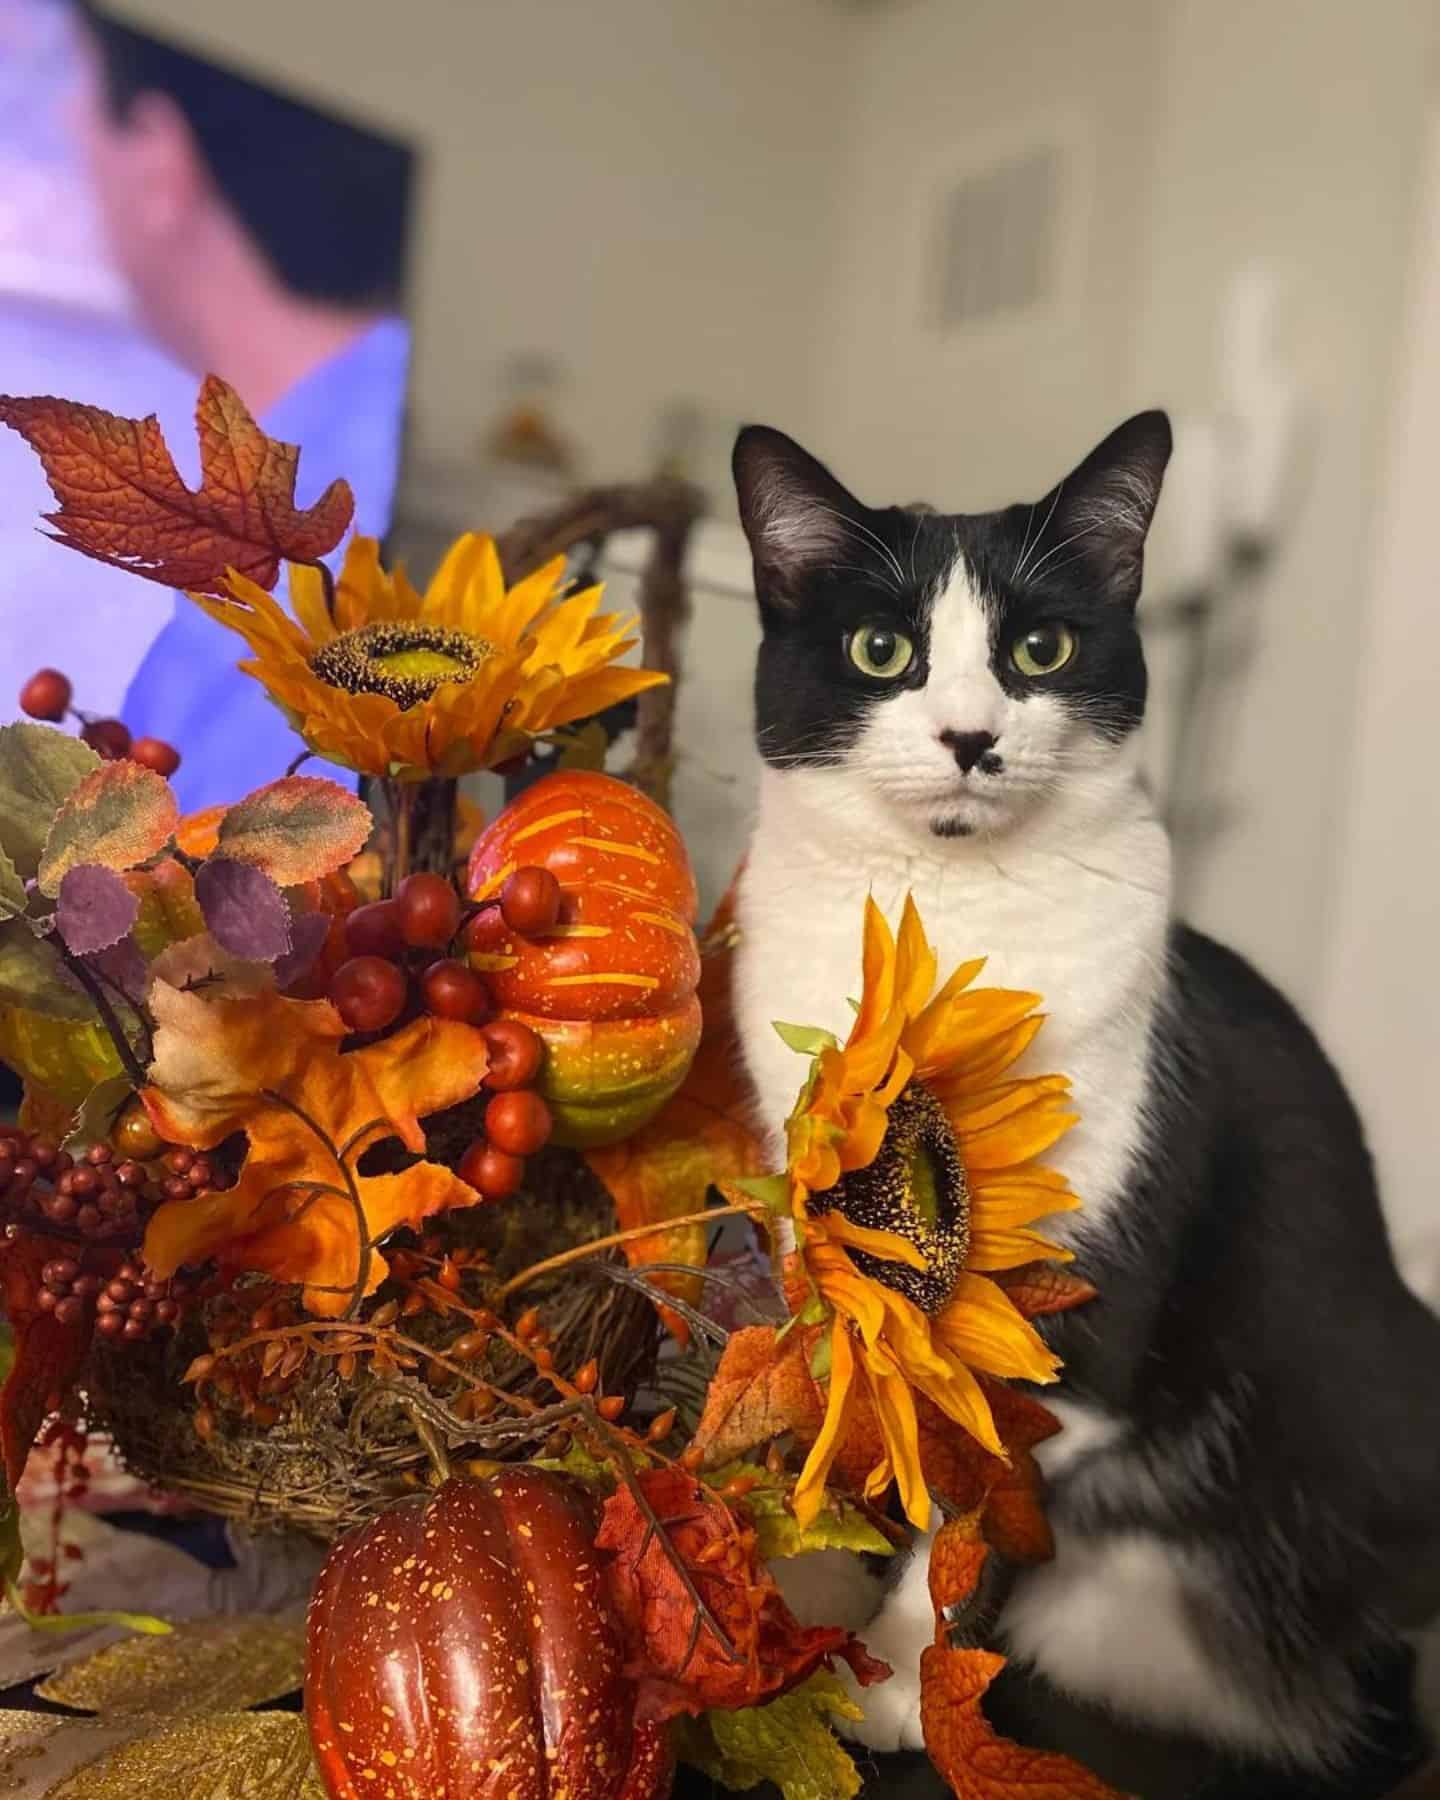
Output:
85,934,149,1005
195,857,292,962
55,864,140,957
272,910,330,989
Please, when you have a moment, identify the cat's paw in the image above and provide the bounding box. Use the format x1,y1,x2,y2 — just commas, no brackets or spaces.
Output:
839,1661,926,1754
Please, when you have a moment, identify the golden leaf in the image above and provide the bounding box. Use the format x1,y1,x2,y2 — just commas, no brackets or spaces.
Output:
37,1611,305,1719
141,990,487,1313
42,1712,325,1799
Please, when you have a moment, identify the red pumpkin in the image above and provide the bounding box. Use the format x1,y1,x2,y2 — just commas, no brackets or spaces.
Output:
466,772,701,1146
306,1471,672,1800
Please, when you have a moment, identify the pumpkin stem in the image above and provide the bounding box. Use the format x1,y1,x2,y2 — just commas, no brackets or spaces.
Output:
412,1411,452,1485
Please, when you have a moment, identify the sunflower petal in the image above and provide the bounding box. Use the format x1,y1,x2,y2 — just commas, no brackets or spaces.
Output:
794,1318,856,1527
933,1273,1061,1384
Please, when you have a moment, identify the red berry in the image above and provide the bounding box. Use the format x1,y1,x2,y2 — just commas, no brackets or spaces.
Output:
329,956,407,1033
129,737,181,777
462,904,510,953
395,873,461,950
75,1204,101,1232
480,1019,545,1091
421,959,490,1024
499,867,562,936
485,1089,553,1156
36,1288,57,1313
19,669,72,721
80,718,131,760
458,1139,525,1201
344,899,406,961
54,1297,83,1327
96,1311,124,1338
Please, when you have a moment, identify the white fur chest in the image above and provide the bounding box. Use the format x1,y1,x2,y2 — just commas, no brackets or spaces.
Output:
734,761,1171,1236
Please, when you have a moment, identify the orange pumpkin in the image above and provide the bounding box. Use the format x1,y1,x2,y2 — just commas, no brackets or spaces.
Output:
466,772,701,1147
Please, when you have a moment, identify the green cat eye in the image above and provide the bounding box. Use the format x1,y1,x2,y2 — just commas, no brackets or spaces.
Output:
848,623,914,681
1011,623,1077,677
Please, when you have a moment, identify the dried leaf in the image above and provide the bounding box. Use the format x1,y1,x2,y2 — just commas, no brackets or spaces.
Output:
585,881,766,1334
38,759,179,895
920,1645,1130,1799
38,1611,305,1718
271,911,331,989
195,859,291,962
992,1263,1099,1320
65,1074,137,1153
0,842,25,919
141,988,488,1313
595,1467,880,1722
0,918,94,1020
55,865,140,956
217,777,372,885
673,1671,864,1800
126,859,205,958
83,934,149,1005
0,722,99,883
981,1449,1054,1566
0,376,353,596
175,806,228,859
691,1325,826,1468
42,1712,326,1799
928,1510,990,1620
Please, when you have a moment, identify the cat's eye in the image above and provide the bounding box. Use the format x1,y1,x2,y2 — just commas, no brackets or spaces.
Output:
1011,624,1077,677
847,623,914,681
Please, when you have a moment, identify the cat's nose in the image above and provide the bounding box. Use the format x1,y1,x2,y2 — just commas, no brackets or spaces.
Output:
940,729,999,774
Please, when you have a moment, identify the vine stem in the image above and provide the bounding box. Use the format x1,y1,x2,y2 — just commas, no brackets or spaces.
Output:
495,1202,758,1301
54,941,148,1089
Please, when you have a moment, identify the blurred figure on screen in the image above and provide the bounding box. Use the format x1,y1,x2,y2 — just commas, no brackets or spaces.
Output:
72,3,413,809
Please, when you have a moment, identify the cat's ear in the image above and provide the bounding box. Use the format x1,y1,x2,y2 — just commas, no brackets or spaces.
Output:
1029,410,1172,605
733,426,868,604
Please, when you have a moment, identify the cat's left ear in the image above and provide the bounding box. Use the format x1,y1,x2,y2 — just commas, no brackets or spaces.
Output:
1029,410,1172,605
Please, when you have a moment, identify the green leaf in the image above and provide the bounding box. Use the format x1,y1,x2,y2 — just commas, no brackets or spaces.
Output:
0,723,98,882
217,775,372,886
674,1672,863,1800
772,1021,839,1058
65,1075,138,1152
713,1463,894,1561
809,1333,833,1382
0,843,25,920
4,1579,171,1637
731,1174,791,1216
0,918,95,1020
38,759,180,895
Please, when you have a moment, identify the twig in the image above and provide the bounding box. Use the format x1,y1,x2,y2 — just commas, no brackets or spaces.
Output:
260,1089,374,1317
54,941,147,1088
495,1202,756,1300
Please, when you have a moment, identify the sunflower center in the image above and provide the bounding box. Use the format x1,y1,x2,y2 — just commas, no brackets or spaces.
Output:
310,621,494,709
818,1083,969,1313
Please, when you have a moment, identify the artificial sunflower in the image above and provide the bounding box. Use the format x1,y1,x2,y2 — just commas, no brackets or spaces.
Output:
784,895,1078,1530
191,532,666,779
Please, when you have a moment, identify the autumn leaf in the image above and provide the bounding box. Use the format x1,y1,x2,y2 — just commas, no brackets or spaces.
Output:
0,1232,91,1491
0,374,352,596
920,1645,1130,1800
674,1671,864,1800
928,1510,991,1620
126,858,205,958
992,1262,1099,1320
720,1463,894,1562
585,881,766,1334
141,987,488,1314
690,1324,827,1469
0,722,98,884
175,806,228,860
980,1448,1054,1566
37,758,179,895
595,1467,885,1722
217,776,372,886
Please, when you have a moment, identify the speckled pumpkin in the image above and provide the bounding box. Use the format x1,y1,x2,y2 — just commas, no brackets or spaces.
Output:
466,771,701,1147
305,1471,672,1800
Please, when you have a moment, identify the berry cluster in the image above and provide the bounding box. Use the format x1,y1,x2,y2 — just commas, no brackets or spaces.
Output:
17,666,180,776
1,1127,208,1349
326,867,562,1203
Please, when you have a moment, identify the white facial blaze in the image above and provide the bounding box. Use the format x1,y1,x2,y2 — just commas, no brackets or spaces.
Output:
918,569,1005,738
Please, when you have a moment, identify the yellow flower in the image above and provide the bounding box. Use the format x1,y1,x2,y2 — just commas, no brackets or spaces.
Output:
785,895,1078,1530
191,533,667,779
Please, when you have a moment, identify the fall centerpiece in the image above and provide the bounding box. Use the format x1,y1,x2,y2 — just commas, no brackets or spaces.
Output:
0,378,1122,1799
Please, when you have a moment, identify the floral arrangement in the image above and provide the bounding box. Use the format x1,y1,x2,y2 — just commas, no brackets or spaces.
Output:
0,379,1121,1798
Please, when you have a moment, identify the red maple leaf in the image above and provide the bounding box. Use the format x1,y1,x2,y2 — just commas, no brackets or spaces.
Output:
595,1468,888,1722
0,375,353,596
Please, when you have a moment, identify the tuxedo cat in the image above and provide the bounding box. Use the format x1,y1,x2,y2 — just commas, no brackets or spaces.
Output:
730,414,1440,1792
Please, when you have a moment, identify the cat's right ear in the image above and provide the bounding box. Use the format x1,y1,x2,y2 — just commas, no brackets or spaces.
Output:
732,426,867,606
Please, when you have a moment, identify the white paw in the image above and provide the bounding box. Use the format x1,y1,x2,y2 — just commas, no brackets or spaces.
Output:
839,1659,925,1753
834,1521,938,1755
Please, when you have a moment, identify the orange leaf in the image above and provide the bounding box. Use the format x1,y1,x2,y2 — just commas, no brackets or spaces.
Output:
0,1234,92,1489
175,806,228,859
991,1263,1099,1320
920,1644,1129,1799
585,880,766,1334
690,1325,826,1468
141,990,488,1314
981,1450,1054,1566
125,858,204,959
0,374,352,596
928,1510,990,1620
595,1467,885,1721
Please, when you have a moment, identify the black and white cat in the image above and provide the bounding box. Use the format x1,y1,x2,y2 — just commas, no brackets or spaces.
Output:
730,415,1440,1792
